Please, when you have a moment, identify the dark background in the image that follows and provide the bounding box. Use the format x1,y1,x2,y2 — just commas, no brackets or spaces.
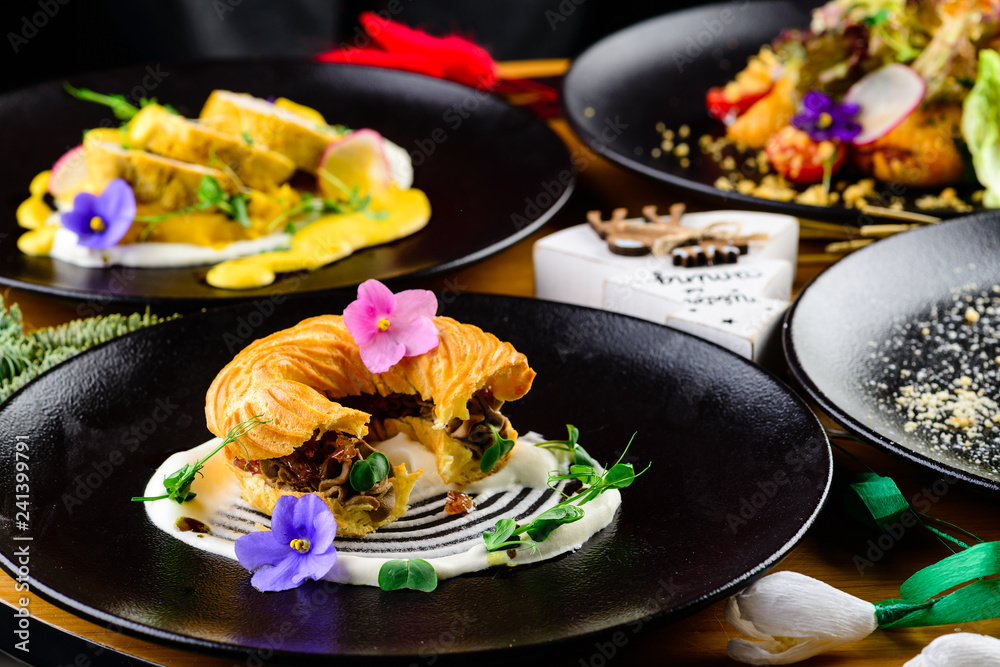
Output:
0,0,710,92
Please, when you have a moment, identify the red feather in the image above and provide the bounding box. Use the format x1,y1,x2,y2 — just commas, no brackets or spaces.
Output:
315,48,449,80
358,13,497,89
314,12,559,117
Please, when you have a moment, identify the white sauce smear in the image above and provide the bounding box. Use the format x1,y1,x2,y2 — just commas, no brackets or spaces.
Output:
48,224,291,268
142,433,621,587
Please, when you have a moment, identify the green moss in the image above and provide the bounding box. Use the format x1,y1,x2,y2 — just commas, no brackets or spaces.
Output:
0,297,175,403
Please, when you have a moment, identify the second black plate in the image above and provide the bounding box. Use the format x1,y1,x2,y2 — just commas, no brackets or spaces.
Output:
562,0,976,224
0,60,572,305
785,213,1000,494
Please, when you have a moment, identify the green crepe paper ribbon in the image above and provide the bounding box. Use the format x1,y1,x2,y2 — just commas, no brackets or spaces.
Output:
874,542,1000,628
846,472,971,548
846,471,1000,629
845,472,912,531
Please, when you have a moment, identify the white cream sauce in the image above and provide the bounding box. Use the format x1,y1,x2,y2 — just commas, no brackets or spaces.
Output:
48,223,292,268
382,139,413,190
142,432,621,587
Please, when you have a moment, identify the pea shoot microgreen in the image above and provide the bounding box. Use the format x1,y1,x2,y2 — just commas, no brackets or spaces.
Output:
131,415,269,504
482,432,648,554
532,424,599,468
349,451,391,493
266,188,383,235
378,558,438,592
267,192,347,233
63,83,177,121
135,175,251,239
315,170,388,220
479,424,515,473
230,192,251,228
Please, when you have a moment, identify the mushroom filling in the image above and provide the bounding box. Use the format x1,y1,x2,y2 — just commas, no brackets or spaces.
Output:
338,392,434,442
445,391,513,456
338,389,514,458
234,431,396,521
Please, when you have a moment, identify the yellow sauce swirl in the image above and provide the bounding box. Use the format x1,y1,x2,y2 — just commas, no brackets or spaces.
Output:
206,188,430,289
16,170,430,290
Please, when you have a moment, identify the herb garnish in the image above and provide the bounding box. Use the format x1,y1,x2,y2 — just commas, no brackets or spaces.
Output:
63,83,177,121
349,451,391,493
532,424,599,468
135,175,251,240
863,9,919,61
479,424,515,473
863,9,890,27
267,191,347,233
132,415,269,504
267,186,386,234
482,433,647,553
315,168,389,221
378,559,438,592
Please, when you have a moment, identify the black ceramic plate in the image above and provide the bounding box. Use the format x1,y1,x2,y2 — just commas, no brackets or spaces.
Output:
562,1,976,224
785,213,1000,494
0,60,572,305
0,295,830,665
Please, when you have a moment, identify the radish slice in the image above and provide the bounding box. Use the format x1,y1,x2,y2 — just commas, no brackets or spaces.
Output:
316,129,393,201
844,64,926,146
48,144,88,198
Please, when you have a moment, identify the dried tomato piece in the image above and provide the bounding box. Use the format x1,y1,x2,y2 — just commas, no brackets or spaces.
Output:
444,490,475,515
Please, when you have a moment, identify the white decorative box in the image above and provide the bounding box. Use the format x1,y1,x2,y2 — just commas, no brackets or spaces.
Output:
533,209,799,364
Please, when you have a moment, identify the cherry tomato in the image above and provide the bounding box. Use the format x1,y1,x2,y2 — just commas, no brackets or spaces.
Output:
764,126,847,185
705,85,772,123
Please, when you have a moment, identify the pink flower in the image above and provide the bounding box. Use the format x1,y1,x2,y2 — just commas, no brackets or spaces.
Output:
343,279,439,373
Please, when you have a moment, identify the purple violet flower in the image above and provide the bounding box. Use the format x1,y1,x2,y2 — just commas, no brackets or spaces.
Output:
234,494,338,592
791,91,862,143
60,178,136,249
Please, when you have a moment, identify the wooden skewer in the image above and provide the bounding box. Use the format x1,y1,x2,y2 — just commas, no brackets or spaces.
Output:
799,219,853,236
859,205,942,224
859,223,919,238
798,253,853,264
800,207,943,241
799,226,856,240
825,238,874,253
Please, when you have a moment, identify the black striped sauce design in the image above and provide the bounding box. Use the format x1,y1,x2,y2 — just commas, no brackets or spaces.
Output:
204,483,567,560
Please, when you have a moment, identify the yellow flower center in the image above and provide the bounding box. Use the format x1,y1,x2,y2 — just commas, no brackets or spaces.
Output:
377,318,391,331
817,112,833,129
89,216,106,232
289,538,311,553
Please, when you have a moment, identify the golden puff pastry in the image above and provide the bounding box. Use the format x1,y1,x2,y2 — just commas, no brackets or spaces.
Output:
205,315,535,532
225,440,421,538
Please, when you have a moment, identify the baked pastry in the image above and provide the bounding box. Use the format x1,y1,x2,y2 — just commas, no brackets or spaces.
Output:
205,315,535,535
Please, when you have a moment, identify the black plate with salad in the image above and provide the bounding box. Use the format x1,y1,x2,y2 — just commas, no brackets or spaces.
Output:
563,0,998,223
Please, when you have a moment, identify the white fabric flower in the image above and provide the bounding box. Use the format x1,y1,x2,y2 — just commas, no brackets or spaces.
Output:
903,633,1000,666
726,571,878,664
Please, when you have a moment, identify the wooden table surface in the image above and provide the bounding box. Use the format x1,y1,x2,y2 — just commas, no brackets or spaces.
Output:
2,60,999,666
